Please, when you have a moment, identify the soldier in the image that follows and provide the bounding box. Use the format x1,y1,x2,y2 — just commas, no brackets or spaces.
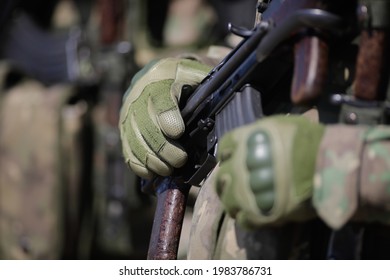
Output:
119,0,390,259
0,0,150,259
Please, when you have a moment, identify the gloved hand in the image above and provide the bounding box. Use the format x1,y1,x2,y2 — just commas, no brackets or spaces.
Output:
215,115,325,229
119,57,212,179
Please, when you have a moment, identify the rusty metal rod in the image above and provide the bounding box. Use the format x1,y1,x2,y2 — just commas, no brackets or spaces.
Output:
147,178,190,260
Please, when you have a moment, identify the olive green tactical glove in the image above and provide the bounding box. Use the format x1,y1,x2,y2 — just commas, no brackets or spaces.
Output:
215,115,325,229
119,58,212,179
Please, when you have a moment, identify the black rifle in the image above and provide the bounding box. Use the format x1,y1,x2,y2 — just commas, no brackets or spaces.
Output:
146,0,342,260
181,9,341,185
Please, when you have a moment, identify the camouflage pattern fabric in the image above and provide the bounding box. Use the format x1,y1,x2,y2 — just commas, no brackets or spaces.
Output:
0,79,75,259
0,74,153,260
186,165,225,259
356,126,390,224
314,125,390,229
186,165,257,260
187,165,309,260
313,125,365,229
189,116,390,258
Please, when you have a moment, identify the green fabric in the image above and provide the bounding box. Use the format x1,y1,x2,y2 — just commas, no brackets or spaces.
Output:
289,117,324,198
132,80,175,154
215,115,324,229
246,131,275,213
180,59,213,74
119,57,211,178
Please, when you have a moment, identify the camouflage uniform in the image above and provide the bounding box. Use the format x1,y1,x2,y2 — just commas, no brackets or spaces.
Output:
186,0,390,260
0,0,152,259
118,0,390,260
0,72,84,258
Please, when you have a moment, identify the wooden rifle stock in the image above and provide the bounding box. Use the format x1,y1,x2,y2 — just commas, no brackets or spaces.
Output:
291,36,329,104
259,0,330,105
354,29,389,101
286,0,330,105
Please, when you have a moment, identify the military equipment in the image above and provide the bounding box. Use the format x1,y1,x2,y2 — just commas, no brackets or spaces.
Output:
142,0,390,260
319,0,390,260
144,0,346,260
181,9,340,185
92,0,145,258
2,12,94,86
0,0,147,259
0,75,88,259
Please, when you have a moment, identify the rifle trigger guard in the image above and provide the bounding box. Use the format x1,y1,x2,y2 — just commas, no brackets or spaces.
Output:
185,153,217,187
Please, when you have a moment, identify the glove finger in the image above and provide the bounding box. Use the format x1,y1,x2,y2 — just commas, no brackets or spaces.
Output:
127,149,156,179
126,111,172,177
145,150,173,176
215,160,238,217
217,158,262,223
152,58,211,137
134,99,187,165
129,148,173,178
137,58,210,138
217,131,237,162
216,132,258,219
174,59,212,99
215,132,236,200
159,140,188,168
150,85,185,139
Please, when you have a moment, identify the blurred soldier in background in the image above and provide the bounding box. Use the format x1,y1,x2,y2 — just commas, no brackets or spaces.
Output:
144,0,257,48
0,0,154,259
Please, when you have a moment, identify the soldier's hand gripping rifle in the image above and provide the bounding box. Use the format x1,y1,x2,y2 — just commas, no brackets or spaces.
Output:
145,0,342,260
